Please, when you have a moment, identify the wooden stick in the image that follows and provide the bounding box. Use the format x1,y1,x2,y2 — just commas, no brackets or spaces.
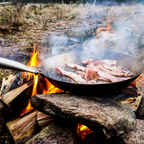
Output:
7,110,39,142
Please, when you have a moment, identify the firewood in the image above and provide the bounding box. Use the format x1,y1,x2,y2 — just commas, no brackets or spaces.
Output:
6,110,39,142
26,118,78,144
1,77,6,92
0,99,14,144
37,111,56,129
1,73,21,95
1,78,34,116
30,93,136,139
6,75,14,85
113,87,143,112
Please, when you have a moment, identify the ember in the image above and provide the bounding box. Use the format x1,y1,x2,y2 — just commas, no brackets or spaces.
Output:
77,124,94,140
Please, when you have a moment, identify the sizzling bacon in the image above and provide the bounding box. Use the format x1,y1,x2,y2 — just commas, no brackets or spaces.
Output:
55,59,133,84
94,60,133,77
82,59,94,65
102,59,117,66
84,63,127,82
66,63,86,71
55,68,97,84
77,71,86,77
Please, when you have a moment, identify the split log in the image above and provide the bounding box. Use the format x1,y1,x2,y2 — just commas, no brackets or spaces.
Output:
1,73,22,95
6,110,39,142
26,118,78,144
0,99,12,121
113,86,143,112
31,93,136,139
37,111,56,129
1,79,33,116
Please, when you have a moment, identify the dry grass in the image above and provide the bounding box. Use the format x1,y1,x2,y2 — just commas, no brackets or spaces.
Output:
0,4,78,31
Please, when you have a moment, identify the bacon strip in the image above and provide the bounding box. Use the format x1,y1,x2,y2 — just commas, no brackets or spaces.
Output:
55,68,97,84
55,58,133,84
94,60,133,77
85,63,129,82
102,59,117,66
66,63,86,71
82,59,94,65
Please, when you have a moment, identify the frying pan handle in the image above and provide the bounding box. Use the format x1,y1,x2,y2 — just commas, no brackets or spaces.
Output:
0,57,40,74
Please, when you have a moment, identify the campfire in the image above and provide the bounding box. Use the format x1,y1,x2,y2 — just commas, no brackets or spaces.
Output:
0,41,143,143
0,3,144,144
21,44,93,141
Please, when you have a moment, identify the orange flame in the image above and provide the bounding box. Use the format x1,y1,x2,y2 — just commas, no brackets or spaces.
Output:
77,124,94,140
27,44,40,97
21,45,94,140
21,44,39,115
96,18,111,46
42,78,64,94
21,44,63,116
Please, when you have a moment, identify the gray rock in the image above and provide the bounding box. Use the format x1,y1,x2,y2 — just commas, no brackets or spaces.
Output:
31,93,136,139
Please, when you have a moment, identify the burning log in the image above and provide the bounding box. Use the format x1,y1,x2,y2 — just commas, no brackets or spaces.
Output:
6,110,39,142
1,78,34,116
37,111,56,129
26,118,78,144
30,93,136,139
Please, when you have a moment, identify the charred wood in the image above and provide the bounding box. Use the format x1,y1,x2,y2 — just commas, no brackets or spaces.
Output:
31,93,136,139
0,100,14,144
6,110,39,142
26,118,78,144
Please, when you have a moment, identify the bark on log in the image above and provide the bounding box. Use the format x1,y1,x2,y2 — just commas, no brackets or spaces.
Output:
6,110,39,142
31,93,136,139
1,79,33,116
37,111,56,129
26,119,78,144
